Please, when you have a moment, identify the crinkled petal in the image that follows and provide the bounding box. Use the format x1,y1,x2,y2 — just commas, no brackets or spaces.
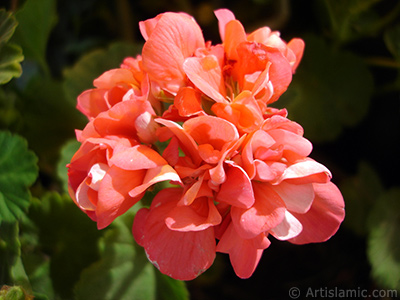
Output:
270,210,302,240
129,164,182,198
224,20,247,61
278,159,332,184
132,188,216,280
142,12,205,94
156,118,201,165
93,68,136,89
217,221,270,279
166,197,221,231
272,181,314,213
183,115,239,150
289,182,345,244
77,89,109,119
174,87,205,117
287,38,305,72
183,55,227,103
267,128,312,157
231,182,286,239
217,163,255,209
109,144,167,170
96,166,145,229
214,9,236,42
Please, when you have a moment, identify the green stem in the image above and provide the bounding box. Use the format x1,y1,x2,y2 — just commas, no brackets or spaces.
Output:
365,57,400,69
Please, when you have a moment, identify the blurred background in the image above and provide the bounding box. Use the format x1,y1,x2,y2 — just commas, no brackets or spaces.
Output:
0,0,399,299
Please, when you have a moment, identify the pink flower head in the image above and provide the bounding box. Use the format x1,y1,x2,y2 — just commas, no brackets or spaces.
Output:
68,8,344,282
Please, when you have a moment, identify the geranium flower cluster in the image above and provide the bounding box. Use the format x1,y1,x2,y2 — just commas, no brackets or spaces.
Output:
68,9,345,280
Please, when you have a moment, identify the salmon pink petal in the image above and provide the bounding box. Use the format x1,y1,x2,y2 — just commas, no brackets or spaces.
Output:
272,181,314,213
183,115,239,150
109,144,167,170
142,12,205,94
235,43,292,103
93,68,136,89
253,160,282,182
132,188,216,280
231,182,286,239
214,9,236,42
247,27,272,44
183,55,227,103
198,144,221,164
92,100,156,142
132,207,149,247
267,128,312,157
166,197,221,231
278,159,332,184
212,91,264,133
241,130,276,178
224,20,247,61
174,87,205,117
217,163,254,209
289,182,345,244
156,118,201,165
178,174,205,206
77,89,109,119
138,14,162,41
287,38,305,72
162,136,180,166
96,166,145,229
270,210,302,240
217,222,270,279
75,178,96,211
129,165,182,198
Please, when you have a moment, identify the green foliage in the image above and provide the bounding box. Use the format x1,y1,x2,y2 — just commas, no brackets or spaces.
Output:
11,0,57,74
319,0,400,43
24,192,103,299
367,188,400,291
16,77,85,169
0,131,38,225
74,215,156,300
0,10,23,84
74,213,189,300
340,162,383,236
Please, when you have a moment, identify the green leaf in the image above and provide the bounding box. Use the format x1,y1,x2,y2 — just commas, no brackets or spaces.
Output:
0,222,21,285
155,272,189,300
57,139,80,193
320,0,389,43
12,0,57,73
27,192,102,299
17,78,85,169
340,162,384,236
0,9,18,45
0,10,23,85
384,24,400,61
0,285,29,300
367,188,400,291
63,42,142,106
0,131,38,225
74,215,157,300
277,35,373,142
0,43,24,84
